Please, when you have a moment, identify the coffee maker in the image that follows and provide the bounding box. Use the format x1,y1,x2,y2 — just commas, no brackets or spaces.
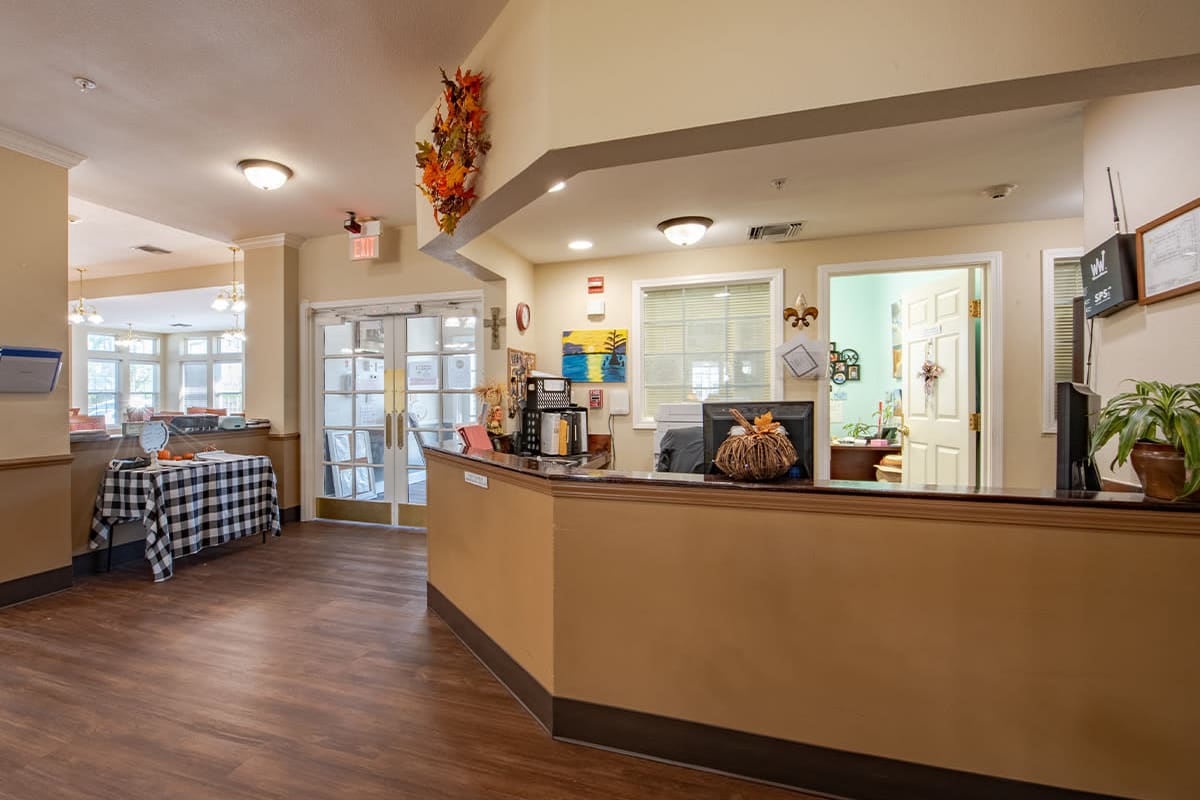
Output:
517,376,589,456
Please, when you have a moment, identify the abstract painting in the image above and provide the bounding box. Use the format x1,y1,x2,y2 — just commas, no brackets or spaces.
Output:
561,329,627,383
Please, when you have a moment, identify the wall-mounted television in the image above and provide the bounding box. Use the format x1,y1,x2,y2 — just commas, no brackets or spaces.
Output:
702,400,814,479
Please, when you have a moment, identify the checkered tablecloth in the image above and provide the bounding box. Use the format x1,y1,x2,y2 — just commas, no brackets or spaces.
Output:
90,456,281,581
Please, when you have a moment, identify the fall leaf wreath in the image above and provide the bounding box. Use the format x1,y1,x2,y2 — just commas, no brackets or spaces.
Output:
415,68,491,235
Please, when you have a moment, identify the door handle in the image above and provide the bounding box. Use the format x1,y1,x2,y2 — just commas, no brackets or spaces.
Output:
385,411,393,449
396,410,405,448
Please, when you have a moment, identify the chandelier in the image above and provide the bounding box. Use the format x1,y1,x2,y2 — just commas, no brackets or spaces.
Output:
211,246,246,313
222,314,247,344
68,267,103,325
114,323,137,350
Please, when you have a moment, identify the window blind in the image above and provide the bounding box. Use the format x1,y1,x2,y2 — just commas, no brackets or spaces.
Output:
1052,259,1083,385
641,281,772,414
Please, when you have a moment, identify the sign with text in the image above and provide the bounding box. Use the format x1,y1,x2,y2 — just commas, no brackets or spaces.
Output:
1081,233,1137,318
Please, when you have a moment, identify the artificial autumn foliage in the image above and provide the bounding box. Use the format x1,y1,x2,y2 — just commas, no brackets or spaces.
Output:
415,67,491,235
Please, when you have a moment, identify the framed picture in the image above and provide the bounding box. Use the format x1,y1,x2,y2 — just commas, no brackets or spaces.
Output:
507,348,536,418
892,344,903,379
1137,196,1200,305
847,365,860,381
833,361,847,375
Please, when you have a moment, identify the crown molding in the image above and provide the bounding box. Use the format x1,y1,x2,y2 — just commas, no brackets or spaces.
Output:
0,125,86,169
234,233,307,250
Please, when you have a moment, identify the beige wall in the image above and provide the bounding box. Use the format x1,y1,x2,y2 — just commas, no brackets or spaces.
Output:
244,244,300,434
76,261,227,300
532,218,1082,486
1084,86,1200,483
0,145,71,583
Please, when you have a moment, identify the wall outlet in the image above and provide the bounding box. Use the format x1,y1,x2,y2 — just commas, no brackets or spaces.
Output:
609,388,630,415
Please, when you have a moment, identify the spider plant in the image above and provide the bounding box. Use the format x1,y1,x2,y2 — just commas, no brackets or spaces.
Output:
1090,380,1200,497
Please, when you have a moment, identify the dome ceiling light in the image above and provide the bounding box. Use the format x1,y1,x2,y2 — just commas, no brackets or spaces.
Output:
657,216,713,247
237,159,293,191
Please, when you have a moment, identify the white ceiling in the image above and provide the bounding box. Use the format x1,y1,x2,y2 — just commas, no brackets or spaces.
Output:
68,197,231,277
0,0,506,243
490,103,1085,264
88,286,236,333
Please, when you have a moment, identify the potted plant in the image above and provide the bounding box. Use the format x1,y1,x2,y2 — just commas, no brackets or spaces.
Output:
1090,380,1200,500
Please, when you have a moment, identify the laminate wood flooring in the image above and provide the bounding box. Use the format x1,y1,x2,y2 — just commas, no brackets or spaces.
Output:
0,522,807,800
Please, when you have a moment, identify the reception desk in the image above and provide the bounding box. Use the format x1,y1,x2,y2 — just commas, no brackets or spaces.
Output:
424,445,1199,800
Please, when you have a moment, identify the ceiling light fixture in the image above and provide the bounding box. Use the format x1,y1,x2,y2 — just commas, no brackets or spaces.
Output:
223,314,247,345
73,76,97,93
68,267,103,325
211,246,246,313
568,240,593,251
547,181,567,193
657,216,713,246
67,214,81,224
115,323,137,350
237,158,293,191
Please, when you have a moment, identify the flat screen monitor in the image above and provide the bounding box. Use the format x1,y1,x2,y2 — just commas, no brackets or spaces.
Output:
1056,381,1101,491
702,400,814,479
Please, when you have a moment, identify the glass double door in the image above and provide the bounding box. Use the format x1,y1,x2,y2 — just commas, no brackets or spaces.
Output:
315,310,479,526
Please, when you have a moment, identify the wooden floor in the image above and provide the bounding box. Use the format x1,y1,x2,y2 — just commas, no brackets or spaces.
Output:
0,522,806,800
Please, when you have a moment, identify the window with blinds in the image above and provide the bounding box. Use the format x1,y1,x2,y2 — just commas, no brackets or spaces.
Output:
1051,258,1083,386
640,280,773,415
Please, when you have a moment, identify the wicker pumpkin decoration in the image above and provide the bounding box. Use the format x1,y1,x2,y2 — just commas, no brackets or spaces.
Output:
712,409,798,481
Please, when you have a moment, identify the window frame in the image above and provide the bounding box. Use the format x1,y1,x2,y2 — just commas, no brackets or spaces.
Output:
85,358,121,425
81,329,165,427
1041,247,1086,434
177,333,245,412
630,269,784,429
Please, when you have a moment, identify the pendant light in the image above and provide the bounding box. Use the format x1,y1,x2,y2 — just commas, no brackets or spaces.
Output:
115,323,137,350
223,313,247,345
211,246,246,313
68,267,103,325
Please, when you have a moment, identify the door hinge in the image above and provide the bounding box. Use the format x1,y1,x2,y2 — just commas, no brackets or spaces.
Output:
969,412,982,432
968,299,982,318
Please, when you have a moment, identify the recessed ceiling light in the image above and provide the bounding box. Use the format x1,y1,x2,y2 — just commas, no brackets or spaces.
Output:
547,181,567,193
568,240,593,251
237,159,294,191
657,216,713,246
67,214,81,224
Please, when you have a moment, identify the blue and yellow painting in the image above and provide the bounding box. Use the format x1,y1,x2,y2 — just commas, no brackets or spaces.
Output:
561,329,627,383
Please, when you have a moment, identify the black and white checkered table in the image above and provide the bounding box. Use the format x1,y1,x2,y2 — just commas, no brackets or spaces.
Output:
90,455,281,581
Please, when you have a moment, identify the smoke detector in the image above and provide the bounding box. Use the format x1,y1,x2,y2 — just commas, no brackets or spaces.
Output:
982,183,1017,200
747,221,805,242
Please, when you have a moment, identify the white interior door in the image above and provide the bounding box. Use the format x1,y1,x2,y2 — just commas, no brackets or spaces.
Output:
900,269,975,487
313,306,480,526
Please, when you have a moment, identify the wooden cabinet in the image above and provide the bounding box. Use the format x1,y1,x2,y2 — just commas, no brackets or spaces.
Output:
829,444,900,481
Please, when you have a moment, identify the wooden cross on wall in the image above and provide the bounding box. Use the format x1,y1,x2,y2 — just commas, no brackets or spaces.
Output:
481,305,504,350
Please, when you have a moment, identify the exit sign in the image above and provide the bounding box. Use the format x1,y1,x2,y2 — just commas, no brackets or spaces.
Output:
348,220,383,261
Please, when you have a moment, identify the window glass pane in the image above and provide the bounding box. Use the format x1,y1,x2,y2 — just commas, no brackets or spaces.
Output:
129,363,158,393
357,320,384,354
407,317,440,353
323,323,353,356
324,358,353,391
212,362,244,413
355,357,385,391
324,395,352,427
441,315,477,352
443,354,477,390
184,337,208,355
215,336,243,354
407,355,439,390
408,393,441,429
441,393,476,427
181,362,208,409
87,334,116,352
355,393,385,427
129,337,157,355
87,360,117,392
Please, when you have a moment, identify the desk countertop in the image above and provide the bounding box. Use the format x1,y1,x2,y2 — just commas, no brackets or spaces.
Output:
424,443,1200,514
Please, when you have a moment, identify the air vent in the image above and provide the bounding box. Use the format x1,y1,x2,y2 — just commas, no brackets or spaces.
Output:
747,221,805,242
132,244,173,255
169,322,192,328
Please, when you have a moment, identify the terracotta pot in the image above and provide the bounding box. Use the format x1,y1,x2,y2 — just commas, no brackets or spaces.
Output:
1130,442,1199,501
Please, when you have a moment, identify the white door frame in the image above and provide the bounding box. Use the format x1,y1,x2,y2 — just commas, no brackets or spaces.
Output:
815,252,1004,488
299,290,484,521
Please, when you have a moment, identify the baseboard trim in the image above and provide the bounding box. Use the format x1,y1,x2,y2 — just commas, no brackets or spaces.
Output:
428,583,1122,800
426,582,553,731
281,505,301,524
0,565,73,608
72,541,144,576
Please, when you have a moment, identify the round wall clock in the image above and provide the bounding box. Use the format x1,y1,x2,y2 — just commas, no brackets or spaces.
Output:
515,302,531,332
